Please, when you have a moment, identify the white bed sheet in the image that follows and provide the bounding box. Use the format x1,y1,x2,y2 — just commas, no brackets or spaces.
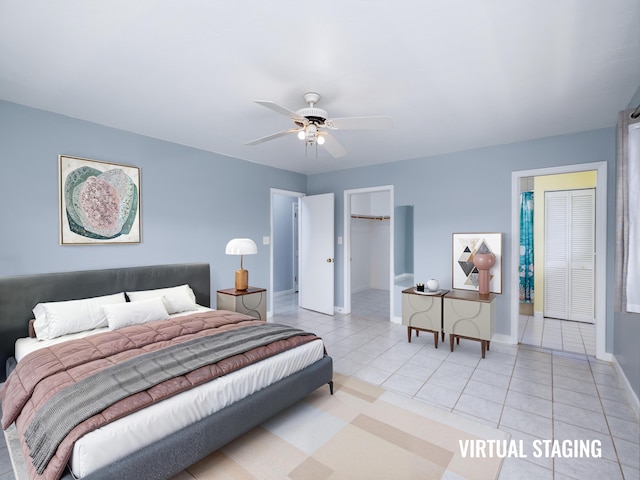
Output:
13,307,325,478
71,339,324,477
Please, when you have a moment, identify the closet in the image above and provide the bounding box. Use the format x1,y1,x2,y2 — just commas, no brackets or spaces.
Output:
350,192,390,294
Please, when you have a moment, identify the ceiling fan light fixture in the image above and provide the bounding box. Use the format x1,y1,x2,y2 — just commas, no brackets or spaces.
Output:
247,92,391,159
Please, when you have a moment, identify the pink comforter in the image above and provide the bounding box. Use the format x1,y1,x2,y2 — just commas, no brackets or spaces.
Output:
0,310,320,480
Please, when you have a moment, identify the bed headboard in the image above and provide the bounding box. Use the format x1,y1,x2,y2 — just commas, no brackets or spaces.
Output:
0,262,210,382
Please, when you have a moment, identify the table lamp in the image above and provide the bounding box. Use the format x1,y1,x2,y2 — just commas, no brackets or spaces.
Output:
225,238,257,291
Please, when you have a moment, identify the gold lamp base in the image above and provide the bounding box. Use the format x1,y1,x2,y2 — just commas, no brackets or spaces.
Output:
235,268,248,291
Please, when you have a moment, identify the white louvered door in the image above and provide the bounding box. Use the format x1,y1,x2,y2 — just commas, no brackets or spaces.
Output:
544,192,569,320
544,189,595,323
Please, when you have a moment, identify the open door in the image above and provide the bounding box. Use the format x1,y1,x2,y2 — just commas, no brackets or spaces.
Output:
299,193,334,315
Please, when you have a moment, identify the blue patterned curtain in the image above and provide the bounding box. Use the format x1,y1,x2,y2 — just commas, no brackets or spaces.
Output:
519,191,534,303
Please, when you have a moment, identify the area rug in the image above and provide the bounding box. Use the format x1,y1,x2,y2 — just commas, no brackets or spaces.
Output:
171,373,509,480
3,374,509,480
3,413,28,480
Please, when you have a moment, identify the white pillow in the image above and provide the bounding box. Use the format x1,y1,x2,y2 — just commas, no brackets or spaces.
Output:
33,292,126,340
127,284,197,314
161,292,197,314
104,297,170,330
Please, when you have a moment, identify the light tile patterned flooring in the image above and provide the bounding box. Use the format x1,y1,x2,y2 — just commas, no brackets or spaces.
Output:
519,315,597,356
274,289,639,480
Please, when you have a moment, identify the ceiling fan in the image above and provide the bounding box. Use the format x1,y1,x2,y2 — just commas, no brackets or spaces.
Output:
245,92,392,158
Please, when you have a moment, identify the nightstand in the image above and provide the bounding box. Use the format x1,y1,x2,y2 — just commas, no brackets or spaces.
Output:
444,290,496,358
216,287,267,321
401,288,449,348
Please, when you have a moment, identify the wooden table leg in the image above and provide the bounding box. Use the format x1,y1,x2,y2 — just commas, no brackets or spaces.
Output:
407,327,412,343
449,334,455,352
481,340,486,359
433,331,439,349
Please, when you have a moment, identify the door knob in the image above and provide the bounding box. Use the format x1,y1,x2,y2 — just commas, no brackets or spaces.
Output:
326,258,334,263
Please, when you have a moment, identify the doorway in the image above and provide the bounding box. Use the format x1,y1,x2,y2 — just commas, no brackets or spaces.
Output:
510,162,609,361
270,188,304,317
343,185,394,321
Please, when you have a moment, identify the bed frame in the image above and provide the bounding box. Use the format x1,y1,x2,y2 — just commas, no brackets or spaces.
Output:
0,263,333,480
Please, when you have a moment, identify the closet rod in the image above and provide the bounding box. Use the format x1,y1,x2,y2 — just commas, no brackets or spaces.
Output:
350,214,390,221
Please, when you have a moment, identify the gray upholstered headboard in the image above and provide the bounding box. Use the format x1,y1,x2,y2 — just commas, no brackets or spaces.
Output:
0,263,210,381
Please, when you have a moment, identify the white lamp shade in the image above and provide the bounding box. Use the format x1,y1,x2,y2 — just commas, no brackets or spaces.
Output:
225,238,257,255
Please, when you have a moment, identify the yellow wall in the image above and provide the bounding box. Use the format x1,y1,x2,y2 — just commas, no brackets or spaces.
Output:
532,171,597,315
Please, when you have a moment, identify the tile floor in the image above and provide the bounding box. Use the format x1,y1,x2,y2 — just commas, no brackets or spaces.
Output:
0,291,637,480
519,315,597,357
273,289,639,480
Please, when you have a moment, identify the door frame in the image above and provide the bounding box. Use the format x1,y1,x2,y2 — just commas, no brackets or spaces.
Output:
343,185,395,320
292,202,299,294
269,188,304,318
510,161,609,361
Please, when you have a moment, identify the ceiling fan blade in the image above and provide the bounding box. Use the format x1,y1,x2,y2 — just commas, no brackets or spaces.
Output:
254,100,307,123
320,132,347,158
245,128,299,146
326,116,392,130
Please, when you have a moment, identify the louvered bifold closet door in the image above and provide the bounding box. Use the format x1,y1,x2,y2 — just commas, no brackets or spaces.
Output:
545,192,569,320
544,189,595,322
569,190,595,322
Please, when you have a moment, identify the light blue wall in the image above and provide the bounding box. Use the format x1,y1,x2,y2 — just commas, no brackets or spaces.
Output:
307,128,616,347
0,100,307,298
2,97,636,397
393,205,413,276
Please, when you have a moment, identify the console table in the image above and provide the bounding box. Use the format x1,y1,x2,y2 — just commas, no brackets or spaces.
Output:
401,288,449,348
444,290,495,358
216,287,267,321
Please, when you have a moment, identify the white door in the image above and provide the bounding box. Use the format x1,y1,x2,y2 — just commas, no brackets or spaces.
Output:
299,193,335,315
544,189,595,322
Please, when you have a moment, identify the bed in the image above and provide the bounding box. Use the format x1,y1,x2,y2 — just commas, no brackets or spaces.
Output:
0,263,334,480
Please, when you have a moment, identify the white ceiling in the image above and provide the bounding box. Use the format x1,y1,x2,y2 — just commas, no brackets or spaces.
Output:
1,1,639,175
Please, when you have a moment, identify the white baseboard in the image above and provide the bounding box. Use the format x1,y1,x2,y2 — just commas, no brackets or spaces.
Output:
273,289,295,297
491,333,517,345
612,354,640,420
391,315,402,324
533,311,544,320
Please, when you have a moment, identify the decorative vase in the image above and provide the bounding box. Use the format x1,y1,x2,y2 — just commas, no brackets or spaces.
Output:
426,278,439,292
473,253,496,295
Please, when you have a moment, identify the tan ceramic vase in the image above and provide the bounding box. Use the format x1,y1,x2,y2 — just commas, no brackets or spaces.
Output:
473,253,496,295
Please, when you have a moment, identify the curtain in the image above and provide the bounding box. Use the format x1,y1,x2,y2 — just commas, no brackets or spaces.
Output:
614,108,640,313
627,121,640,312
519,191,534,303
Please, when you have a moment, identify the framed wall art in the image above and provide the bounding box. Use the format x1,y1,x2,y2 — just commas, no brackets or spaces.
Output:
452,232,502,293
59,155,141,245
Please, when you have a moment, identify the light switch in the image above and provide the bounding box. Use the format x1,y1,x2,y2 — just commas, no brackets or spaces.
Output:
337,236,343,245
263,236,270,245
